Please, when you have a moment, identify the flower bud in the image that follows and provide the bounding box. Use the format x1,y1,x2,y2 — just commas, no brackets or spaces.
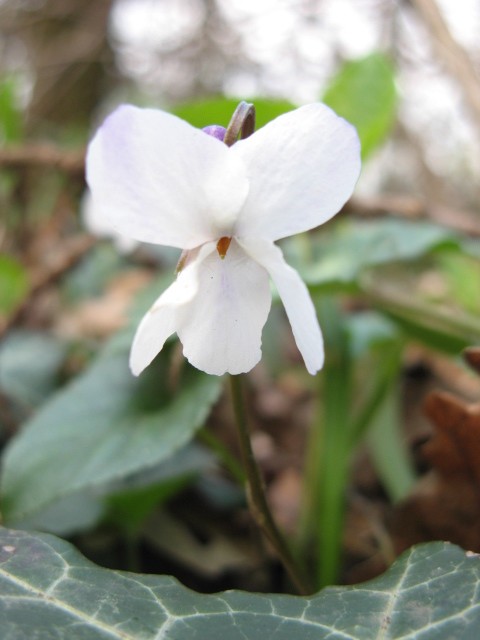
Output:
202,125,227,142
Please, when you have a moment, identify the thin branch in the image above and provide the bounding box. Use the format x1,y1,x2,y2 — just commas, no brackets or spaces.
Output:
0,145,85,175
344,195,424,219
409,0,480,132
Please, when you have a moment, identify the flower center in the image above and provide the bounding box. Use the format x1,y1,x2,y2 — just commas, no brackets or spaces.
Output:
216,236,232,259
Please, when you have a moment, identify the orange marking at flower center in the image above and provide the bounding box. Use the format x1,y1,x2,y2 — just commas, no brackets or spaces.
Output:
216,236,232,259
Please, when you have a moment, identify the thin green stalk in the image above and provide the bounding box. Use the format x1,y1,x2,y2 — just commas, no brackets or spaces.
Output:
198,427,246,485
229,375,312,595
367,381,416,503
301,298,352,589
348,342,403,448
316,332,352,587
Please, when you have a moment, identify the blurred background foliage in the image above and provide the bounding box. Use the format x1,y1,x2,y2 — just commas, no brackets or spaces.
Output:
0,0,480,594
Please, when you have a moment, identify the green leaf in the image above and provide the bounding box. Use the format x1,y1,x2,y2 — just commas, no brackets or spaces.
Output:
0,335,222,526
61,243,125,303
173,97,295,130
323,53,397,159
361,266,480,353
13,493,104,537
346,311,400,359
107,444,215,535
0,76,22,143
366,383,416,503
0,254,28,315
301,219,480,352
438,251,480,315
1,529,480,639
299,218,461,290
0,331,68,409
370,301,479,354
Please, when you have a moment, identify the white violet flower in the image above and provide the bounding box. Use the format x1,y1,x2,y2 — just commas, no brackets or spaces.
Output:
86,103,361,376
81,191,138,254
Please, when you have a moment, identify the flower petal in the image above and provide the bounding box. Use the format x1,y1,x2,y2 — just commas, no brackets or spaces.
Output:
239,238,324,374
87,105,249,249
232,104,361,242
176,240,271,375
130,243,216,375
82,191,138,254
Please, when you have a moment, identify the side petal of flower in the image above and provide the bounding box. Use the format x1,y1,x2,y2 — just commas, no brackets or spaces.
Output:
239,238,324,375
176,240,271,375
130,243,216,375
87,105,249,249
232,104,361,242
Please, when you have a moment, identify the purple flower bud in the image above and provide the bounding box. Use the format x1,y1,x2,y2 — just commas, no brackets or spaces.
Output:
202,125,227,142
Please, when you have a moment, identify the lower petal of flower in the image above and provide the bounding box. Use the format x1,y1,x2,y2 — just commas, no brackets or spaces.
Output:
176,240,271,375
239,237,324,375
129,242,216,375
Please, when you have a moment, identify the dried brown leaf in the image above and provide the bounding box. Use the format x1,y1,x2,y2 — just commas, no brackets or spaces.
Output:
464,347,480,375
391,387,480,556
423,391,480,486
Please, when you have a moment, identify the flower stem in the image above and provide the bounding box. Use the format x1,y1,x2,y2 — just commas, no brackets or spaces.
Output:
229,374,312,595
224,102,256,147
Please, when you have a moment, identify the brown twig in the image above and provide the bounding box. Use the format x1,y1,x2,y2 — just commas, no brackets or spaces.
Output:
408,0,480,132
344,195,424,219
0,145,86,175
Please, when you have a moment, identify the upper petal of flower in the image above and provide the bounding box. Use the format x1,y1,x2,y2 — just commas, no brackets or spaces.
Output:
239,237,324,374
176,240,272,375
81,191,138,254
231,104,361,242
130,242,216,375
86,105,249,249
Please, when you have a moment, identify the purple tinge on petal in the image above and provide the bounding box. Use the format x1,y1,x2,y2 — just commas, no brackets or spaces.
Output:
202,125,227,142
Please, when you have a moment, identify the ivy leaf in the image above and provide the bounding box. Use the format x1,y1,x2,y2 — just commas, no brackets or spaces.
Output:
1,528,479,639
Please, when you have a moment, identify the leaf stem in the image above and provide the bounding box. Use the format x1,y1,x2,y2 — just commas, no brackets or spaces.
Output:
229,374,313,595
198,427,246,485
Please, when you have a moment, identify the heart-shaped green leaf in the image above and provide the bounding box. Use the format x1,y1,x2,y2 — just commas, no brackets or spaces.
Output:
323,52,397,159
0,340,222,527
